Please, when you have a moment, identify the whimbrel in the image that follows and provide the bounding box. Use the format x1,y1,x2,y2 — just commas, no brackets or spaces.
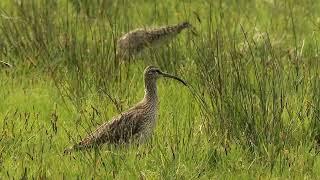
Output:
64,66,187,152
116,21,195,60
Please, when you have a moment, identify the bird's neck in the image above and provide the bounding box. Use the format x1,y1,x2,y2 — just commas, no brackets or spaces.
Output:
143,78,158,104
171,22,189,33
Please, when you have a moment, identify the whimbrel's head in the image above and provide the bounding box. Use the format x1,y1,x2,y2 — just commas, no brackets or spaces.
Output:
144,66,187,86
179,21,198,36
180,21,193,29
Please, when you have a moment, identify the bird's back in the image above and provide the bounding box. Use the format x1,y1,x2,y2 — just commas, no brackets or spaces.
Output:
66,101,157,152
116,21,192,59
145,21,192,43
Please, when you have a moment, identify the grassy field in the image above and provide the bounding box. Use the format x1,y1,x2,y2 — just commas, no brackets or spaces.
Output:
1,0,320,179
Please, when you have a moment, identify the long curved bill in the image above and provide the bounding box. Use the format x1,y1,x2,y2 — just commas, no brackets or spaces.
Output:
161,72,187,86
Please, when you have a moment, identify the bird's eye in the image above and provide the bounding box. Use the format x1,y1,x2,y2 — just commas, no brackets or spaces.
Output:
149,70,155,74
155,70,161,73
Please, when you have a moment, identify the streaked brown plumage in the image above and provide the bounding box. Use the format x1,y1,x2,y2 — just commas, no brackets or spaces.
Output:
116,21,195,60
64,66,187,153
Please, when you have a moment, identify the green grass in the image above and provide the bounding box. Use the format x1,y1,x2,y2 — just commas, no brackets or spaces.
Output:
1,0,320,178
